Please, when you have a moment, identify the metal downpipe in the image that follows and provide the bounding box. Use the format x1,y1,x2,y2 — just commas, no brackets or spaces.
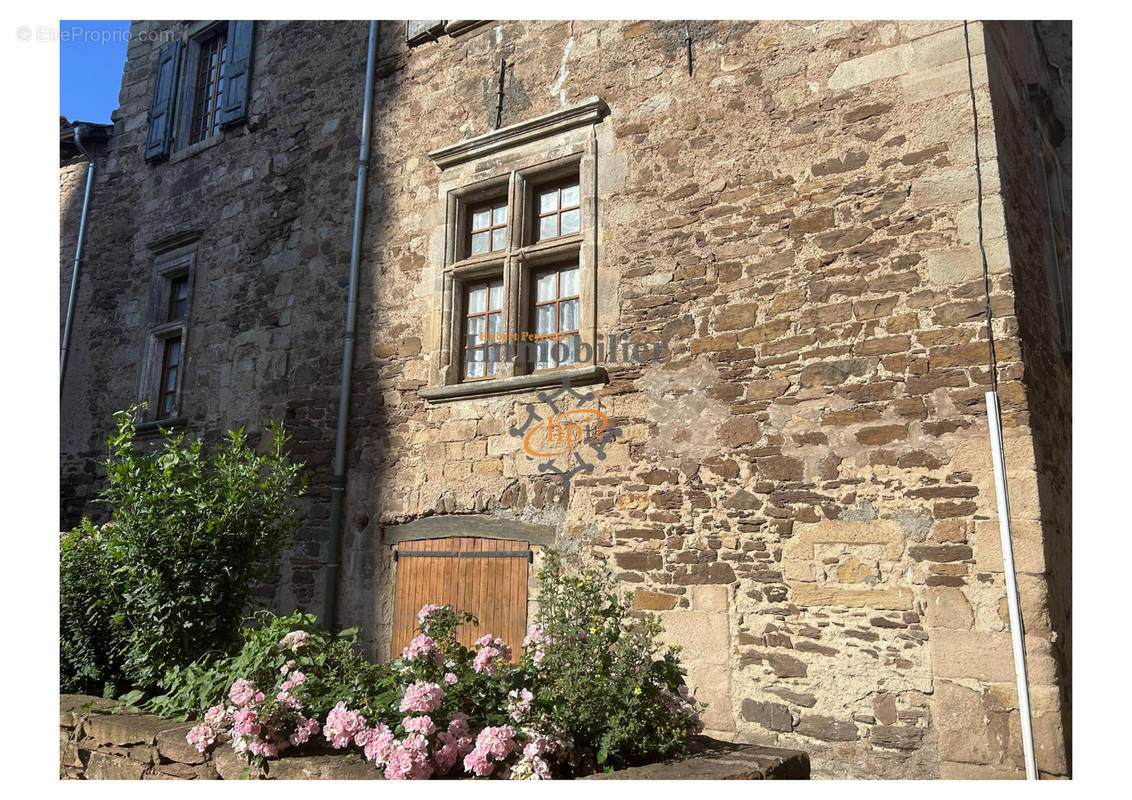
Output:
60,126,95,393
324,21,379,630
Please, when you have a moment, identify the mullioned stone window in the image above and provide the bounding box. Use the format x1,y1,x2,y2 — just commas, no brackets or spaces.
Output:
419,97,608,403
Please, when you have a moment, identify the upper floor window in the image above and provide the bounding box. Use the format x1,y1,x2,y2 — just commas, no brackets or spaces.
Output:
188,27,229,144
419,97,608,403
144,21,254,162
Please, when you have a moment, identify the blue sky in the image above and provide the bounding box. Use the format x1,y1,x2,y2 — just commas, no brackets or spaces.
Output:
59,20,130,123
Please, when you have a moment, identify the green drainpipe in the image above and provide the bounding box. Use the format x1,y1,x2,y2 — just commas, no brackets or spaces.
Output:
324,20,378,630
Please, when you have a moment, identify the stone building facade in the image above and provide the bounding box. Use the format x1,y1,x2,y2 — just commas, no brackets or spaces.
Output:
60,20,1071,779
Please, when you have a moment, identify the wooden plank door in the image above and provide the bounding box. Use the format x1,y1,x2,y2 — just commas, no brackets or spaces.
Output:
392,537,529,660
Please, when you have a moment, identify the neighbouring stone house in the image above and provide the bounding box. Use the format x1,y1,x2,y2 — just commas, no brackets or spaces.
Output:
59,20,1071,779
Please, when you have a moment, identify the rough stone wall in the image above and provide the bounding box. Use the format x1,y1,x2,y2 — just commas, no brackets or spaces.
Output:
61,20,1070,779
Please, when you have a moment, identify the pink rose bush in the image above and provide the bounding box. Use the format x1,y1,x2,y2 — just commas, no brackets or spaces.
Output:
185,664,320,762
183,558,707,778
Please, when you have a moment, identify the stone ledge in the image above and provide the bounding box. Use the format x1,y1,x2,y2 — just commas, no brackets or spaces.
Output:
428,97,608,169
581,737,810,780
62,697,808,780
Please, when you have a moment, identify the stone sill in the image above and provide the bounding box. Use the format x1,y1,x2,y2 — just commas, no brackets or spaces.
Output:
418,364,607,404
62,695,809,780
134,417,187,438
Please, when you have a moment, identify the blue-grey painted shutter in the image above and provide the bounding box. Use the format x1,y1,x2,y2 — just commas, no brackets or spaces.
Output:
219,20,254,127
144,40,182,161
407,20,445,45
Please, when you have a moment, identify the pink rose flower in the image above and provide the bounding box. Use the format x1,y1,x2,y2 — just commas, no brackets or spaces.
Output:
400,680,444,713
228,678,255,707
323,702,366,749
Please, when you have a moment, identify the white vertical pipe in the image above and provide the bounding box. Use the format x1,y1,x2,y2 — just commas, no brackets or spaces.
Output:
985,390,1039,780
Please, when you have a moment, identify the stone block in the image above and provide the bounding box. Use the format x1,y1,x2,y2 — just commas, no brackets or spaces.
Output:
155,724,207,765
869,725,925,751
931,629,1058,684
659,611,731,666
925,239,1010,284
739,649,808,678
827,45,912,90
213,747,264,780
934,680,988,764
901,53,988,103
973,518,1048,574
83,713,174,748
789,583,913,611
266,755,384,779
910,23,985,71
924,587,974,629
633,590,677,611
85,750,147,780
691,584,729,612
787,519,906,560
795,714,858,742
741,699,793,732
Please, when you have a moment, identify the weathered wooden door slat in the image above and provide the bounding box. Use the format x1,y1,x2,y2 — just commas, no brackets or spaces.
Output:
391,536,528,660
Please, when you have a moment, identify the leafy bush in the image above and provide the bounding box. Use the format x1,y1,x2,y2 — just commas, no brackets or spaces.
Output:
59,408,306,693
145,612,397,723
59,520,127,696
527,550,704,771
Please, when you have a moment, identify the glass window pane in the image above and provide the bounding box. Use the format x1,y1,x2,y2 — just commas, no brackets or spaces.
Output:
489,281,504,310
165,368,178,393
465,352,483,379
166,339,181,366
538,216,557,241
536,340,552,371
485,357,498,376
560,208,581,235
535,304,555,335
491,226,507,251
472,209,490,230
536,272,557,303
560,267,579,297
539,190,558,214
560,299,579,333
487,311,502,341
493,204,508,225
471,231,489,255
468,286,487,314
466,315,485,347
561,183,580,207
560,335,577,366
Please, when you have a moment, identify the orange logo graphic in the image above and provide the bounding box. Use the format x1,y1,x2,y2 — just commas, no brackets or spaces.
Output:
523,409,608,457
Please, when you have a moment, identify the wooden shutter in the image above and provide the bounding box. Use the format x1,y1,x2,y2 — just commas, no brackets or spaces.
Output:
144,41,182,162
392,537,529,659
219,20,254,127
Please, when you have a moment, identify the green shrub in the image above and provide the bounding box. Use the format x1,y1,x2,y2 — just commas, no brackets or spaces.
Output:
59,407,306,693
145,612,398,722
59,520,127,696
528,551,704,772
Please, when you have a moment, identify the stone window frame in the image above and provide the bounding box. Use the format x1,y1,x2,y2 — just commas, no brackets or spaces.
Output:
420,98,609,403
137,235,200,430
170,21,231,159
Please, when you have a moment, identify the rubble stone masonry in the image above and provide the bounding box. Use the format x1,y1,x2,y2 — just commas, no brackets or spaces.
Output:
60,20,1071,778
